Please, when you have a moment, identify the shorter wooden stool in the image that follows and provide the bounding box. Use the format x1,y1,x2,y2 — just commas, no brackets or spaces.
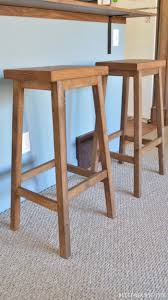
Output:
94,59,166,198
4,65,116,258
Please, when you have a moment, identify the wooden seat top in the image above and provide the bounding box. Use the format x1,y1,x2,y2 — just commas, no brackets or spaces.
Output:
96,59,166,73
4,65,108,82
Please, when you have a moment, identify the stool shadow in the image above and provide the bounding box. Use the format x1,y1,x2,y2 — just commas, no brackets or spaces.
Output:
116,188,133,198
0,217,60,256
19,230,60,257
72,203,110,218
0,219,10,229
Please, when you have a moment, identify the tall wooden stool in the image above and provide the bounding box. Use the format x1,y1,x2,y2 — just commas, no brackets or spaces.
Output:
93,60,166,198
4,65,116,258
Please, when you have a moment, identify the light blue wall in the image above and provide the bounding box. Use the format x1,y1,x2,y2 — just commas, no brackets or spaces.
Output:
0,17,125,213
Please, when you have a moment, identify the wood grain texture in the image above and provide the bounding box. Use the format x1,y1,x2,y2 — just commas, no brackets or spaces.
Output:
0,4,127,24
141,138,162,155
4,66,109,82
51,81,71,259
93,76,116,218
22,160,94,181
110,152,134,164
97,60,166,73
68,170,107,200
9,65,117,258
125,120,156,138
94,60,166,199
119,77,129,163
134,72,142,198
22,159,55,181
18,187,58,212
62,76,98,90
91,75,108,172
11,80,24,231
0,4,108,23
0,0,155,18
108,130,122,141
155,69,165,175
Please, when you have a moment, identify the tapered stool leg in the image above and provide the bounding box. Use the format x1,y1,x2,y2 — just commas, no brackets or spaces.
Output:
91,76,108,172
134,73,142,198
91,114,99,172
119,77,129,163
93,76,116,218
52,82,71,258
11,81,24,230
156,69,165,175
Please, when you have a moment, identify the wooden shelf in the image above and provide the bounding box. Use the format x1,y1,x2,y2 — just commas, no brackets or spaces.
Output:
0,0,156,23
0,1,156,54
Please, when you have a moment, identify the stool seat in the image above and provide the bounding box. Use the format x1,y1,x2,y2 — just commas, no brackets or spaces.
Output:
4,66,108,82
97,59,166,73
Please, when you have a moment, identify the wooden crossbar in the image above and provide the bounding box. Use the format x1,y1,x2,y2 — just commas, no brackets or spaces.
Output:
68,170,107,200
18,187,58,211
22,160,55,181
110,151,134,164
18,170,107,210
110,137,161,164
125,136,156,145
22,160,93,181
108,130,123,141
142,137,162,155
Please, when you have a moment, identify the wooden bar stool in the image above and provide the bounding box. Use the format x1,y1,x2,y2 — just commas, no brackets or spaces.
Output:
4,65,116,258
93,59,166,198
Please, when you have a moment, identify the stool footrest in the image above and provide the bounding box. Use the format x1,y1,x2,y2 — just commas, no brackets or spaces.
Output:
22,160,55,181
110,152,134,164
18,187,58,212
125,136,156,145
108,130,123,141
22,160,94,182
68,170,107,200
110,137,162,165
142,137,162,155
19,170,107,210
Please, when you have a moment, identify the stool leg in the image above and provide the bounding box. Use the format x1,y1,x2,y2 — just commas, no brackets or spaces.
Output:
91,117,99,172
134,73,142,198
11,81,24,230
93,76,116,218
119,77,129,163
91,76,108,172
156,69,165,175
51,82,71,258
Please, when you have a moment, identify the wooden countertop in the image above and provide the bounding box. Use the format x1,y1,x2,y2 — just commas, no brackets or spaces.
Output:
0,0,156,23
